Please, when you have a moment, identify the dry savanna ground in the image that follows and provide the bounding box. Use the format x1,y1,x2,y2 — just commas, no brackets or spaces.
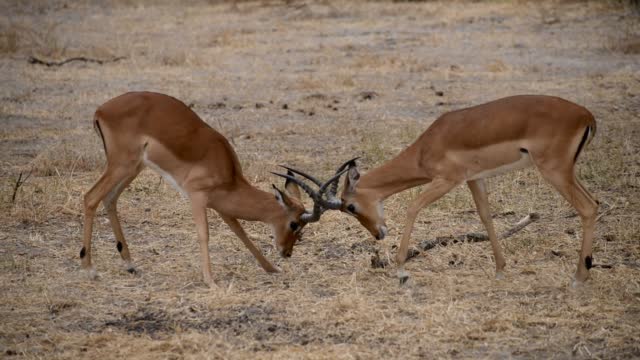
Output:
1,0,639,358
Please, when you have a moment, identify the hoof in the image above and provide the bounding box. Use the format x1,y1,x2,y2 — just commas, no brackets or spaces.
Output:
267,265,282,273
124,261,137,275
571,278,585,288
397,269,410,285
204,279,218,289
495,271,505,280
83,267,98,280
572,271,590,288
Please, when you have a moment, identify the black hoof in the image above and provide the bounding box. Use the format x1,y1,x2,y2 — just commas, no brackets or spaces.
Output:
399,275,409,285
127,268,137,275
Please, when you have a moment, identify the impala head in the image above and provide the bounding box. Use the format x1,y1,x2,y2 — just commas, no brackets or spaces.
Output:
270,168,348,258
271,180,307,258
339,163,388,240
276,158,387,241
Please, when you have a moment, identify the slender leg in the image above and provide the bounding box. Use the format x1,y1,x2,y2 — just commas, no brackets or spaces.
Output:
575,178,598,205
396,178,458,282
537,169,597,286
81,167,133,277
218,214,281,273
190,194,215,287
103,165,142,273
468,179,506,279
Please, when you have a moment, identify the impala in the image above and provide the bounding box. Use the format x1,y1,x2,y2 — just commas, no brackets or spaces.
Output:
81,91,345,286
285,95,598,286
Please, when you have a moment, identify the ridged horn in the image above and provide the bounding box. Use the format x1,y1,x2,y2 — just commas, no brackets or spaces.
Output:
328,157,359,198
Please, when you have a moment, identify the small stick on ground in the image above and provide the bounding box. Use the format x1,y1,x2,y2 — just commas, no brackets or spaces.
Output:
416,212,540,253
28,56,126,67
498,212,540,239
595,202,616,223
11,170,33,203
549,251,636,270
371,213,540,268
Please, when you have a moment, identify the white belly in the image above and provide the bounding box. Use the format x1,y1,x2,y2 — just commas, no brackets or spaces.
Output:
467,151,533,180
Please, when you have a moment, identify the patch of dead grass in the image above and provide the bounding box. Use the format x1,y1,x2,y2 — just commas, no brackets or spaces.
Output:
1,1,639,359
0,19,67,58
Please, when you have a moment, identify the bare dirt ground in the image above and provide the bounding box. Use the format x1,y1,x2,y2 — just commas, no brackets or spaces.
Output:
1,1,639,358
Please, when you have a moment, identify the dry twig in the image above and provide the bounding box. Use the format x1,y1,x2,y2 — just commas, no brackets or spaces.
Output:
371,213,540,268
595,202,616,223
28,56,125,67
11,170,33,203
415,213,540,253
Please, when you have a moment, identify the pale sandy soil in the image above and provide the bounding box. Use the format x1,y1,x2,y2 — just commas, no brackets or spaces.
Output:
1,1,639,359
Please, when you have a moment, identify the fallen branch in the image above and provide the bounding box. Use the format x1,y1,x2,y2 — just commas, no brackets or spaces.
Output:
549,251,636,270
595,202,616,223
371,213,540,268
416,212,540,253
499,212,540,239
28,56,125,67
588,261,640,270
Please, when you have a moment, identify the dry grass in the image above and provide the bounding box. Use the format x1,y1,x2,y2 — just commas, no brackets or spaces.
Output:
1,0,639,359
0,19,68,58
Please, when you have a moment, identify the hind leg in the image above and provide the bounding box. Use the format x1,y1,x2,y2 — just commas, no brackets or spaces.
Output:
535,165,597,285
82,166,139,277
568,177,598,284
103,164,143,274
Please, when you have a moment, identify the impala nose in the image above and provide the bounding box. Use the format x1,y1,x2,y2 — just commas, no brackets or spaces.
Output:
375,226,388,240
281,249,292,258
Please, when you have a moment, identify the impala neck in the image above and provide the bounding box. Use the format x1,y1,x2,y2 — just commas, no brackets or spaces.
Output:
358,148,431,201
211,181,284,224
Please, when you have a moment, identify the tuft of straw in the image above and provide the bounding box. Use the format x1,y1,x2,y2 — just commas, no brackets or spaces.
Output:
1,1,639,359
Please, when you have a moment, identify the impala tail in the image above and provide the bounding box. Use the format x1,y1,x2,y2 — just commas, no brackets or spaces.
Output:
574,113,597,163
93,115,108,155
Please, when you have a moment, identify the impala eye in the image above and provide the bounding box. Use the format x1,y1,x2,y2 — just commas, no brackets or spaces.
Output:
347,204,356,214
290,221,299,231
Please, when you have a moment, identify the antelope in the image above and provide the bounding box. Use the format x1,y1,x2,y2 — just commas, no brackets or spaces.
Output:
81,91,346,286
284,95,598,286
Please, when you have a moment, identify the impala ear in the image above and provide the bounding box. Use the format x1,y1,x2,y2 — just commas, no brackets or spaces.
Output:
283,170,302,200
272,184,293,209
344,164,360,193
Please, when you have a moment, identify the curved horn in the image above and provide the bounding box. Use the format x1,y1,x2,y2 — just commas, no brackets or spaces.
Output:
299,168,348,221
271,164,352,223
320,157,360,209
300,202,322,223
272,167,348,209
272,172,325,224
316,167,349,210
279,165,323,187
336,157,361,173
328,157,360,198
271,172,320,201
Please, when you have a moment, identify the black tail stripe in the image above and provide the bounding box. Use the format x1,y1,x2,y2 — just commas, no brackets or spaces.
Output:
574,126,590,162
95,119,107,155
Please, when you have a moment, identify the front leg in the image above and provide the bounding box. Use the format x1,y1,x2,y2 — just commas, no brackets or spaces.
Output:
467,179,506,279
396,178,458,284
190,194,215,287
218,214,281,273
